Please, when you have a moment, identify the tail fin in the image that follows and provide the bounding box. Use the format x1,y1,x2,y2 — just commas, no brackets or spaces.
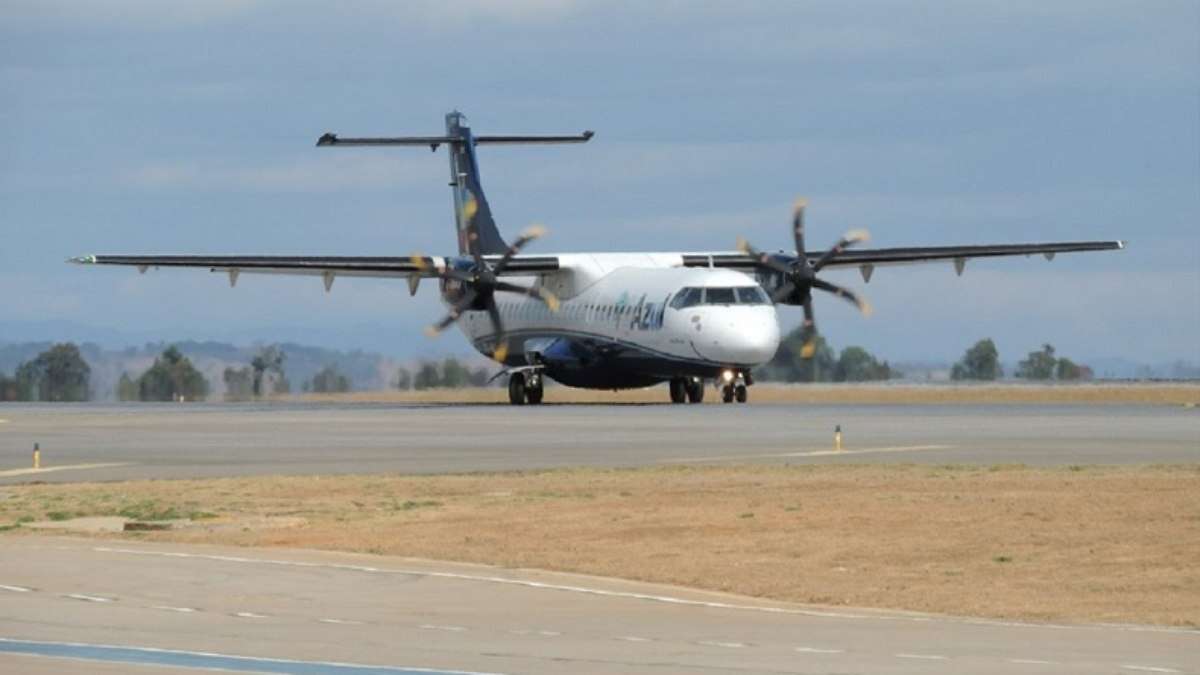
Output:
316,111,593,257
445,112,507,255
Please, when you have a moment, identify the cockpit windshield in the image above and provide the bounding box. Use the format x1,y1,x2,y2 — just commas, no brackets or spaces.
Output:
669,286,771,309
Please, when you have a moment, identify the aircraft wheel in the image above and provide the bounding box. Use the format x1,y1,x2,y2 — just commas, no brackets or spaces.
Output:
735,384,747,403
526,382,544,405
669,378,687,404
507,373,527,406
685,378,705,404
721,384,734,403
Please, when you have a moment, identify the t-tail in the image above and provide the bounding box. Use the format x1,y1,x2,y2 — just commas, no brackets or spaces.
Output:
317,111,593,256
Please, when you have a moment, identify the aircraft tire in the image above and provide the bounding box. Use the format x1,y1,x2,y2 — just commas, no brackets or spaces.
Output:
685,379,704,404
721,385,734,403
526,383,544,405
735,384,747,403
508,373,527,406
669,378,687,404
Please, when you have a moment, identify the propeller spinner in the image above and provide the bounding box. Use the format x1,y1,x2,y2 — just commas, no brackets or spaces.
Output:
738,199,872,358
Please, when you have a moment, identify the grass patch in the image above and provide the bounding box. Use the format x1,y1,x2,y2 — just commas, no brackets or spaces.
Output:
117,501,182,521
45,511,73,521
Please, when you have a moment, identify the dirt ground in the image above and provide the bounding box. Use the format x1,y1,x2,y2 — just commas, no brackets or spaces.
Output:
2,464,1196,627
293,382,1200,406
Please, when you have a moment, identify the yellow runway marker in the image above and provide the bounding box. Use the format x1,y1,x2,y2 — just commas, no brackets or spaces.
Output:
663,445,953,463
0,462,130,478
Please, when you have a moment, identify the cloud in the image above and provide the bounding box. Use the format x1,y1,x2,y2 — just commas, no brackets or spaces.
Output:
119,155,435,192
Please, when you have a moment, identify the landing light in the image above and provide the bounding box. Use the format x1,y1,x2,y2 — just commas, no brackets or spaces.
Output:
721,370,735,383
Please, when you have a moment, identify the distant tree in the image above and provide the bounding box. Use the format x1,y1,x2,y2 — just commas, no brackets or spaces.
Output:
14,343,91,401
223,366,255,401
762,324,837,382
116,373,139,401
413,361,441,390
395,367,412,390
1054,357,1093,381
441,358,469,388
310,365,351,393
0,372,16,401
135,346,210,401
833,346,893,382
250,345,287,396
1016,344,1058,380
951,338,1002,381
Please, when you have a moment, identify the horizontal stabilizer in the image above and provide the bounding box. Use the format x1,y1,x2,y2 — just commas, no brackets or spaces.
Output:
316,132,593,150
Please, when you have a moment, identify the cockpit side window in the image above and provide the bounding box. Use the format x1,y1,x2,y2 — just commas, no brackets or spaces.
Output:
669,287,703,309
736,286,770,305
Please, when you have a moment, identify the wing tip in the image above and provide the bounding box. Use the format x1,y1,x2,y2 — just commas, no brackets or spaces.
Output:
67,255,96,264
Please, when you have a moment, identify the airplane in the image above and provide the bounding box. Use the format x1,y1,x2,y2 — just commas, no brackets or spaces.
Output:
71,111,1123,405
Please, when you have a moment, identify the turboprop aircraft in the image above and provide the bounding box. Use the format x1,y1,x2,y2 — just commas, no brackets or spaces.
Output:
71,111,1123,405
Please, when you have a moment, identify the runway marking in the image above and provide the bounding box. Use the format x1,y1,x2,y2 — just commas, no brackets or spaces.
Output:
697,640,745,648
1121,667,1181,674
91,546,1200,636
537,630,560,637
664,445,953,463
151,605,196,613
618,636,651,642
0,637,504,675
234,611,267,619
420,624,466,632
895,652,948,660
320,618,365,625
0,584,33,593
63,593,114,603
795,647,844,654
1009,658,1058,665
0,462,129,478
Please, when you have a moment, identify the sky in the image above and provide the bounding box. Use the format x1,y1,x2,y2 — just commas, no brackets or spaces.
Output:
2,0,1197,365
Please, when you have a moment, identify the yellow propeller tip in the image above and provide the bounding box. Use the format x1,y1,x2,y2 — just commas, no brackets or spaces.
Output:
522,224,547,239
736,237,749,253
846,228,871,244
544,294,561,312
859,300,874,317
800,341,816,359
493,345,509,363
793,197,809,210
409,254,428,269
423,326,440,338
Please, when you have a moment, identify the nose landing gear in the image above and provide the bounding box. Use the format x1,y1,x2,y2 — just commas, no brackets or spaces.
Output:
507,370,545,405
719,370,751,404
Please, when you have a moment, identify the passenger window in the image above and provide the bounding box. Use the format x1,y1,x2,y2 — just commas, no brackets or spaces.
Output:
704,287,736,305
736,286,770,304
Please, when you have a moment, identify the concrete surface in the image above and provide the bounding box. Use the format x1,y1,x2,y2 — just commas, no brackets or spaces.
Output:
0,537,1194,674
0,402,1196,484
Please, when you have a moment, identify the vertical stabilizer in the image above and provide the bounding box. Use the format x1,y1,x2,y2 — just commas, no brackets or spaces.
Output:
445,112,508,255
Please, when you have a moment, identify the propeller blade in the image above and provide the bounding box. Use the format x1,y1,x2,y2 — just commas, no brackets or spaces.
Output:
812,228,871,272
771,281,798,304
494,281,560,312
493,224,546,274
792,198,808,256
424,290,477,337
812,278,873,316
737,237,794,276
799,298,817,358
485,297,508,362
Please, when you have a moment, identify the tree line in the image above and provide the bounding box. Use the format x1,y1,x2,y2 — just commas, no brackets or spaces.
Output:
395,358,494,390
760,326,896,382
950,339,1092,381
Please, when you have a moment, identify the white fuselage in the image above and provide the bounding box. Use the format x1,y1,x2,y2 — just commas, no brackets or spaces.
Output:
452,253,780,376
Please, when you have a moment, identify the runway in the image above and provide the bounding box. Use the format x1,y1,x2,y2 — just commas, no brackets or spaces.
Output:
0,537,1194,675
0,402,1196,483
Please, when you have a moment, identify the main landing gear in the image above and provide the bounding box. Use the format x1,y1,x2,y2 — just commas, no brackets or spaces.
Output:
507,370,544,405
667,376,708,404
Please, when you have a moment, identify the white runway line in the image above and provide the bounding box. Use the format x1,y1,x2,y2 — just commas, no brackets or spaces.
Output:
537,630,560,637
420,624,467,632
795,647,844,654
234,612,267,619
697,640,746,648
151,606,196,613
318,618,364,625
618,636,651,642
1009,658,1058,665
0,462,129,478
664,445,953,463
895,652,948,660
91,546,1200,636
63,593,114,603
0,584,33,593
1121,666,1181,674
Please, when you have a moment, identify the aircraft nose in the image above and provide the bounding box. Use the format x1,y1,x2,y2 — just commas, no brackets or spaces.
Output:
714,309,780,365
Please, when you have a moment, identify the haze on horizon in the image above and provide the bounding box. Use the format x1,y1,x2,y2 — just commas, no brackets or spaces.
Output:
2,1,1197,364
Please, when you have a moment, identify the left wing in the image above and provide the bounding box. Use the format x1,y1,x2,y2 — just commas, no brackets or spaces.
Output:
682,240,1123,279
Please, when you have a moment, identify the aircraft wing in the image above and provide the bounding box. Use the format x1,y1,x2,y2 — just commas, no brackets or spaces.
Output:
67,254,561,290
682,240,1124,277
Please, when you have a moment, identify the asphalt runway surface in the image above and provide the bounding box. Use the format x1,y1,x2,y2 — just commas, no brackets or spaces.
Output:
1,537,1195,675
0,402,1196,484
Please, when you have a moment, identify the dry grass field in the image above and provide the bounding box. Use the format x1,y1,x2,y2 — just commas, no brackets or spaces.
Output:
3,464,1196,627
294,382,1200,406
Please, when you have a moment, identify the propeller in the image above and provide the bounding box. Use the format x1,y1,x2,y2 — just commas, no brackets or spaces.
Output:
738,199,872,359
414,222,559,364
